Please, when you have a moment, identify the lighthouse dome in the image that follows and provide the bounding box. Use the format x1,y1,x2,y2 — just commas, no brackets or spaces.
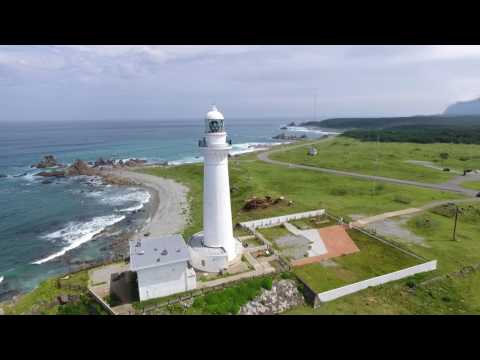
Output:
206,105,224,120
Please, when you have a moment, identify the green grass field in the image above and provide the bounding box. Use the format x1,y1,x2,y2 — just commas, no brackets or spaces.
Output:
461,181,480,191
271,137,480,184
293,229,422,293
142,154,461,240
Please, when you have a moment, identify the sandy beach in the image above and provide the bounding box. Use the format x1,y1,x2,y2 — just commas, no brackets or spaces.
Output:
105,169,190,241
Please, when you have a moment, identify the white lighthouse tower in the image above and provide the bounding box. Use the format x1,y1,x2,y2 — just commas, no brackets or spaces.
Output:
200,106,237,261
188,106,241,273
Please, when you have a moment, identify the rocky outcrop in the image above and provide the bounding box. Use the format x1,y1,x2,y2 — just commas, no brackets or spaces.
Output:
32,155,63,169
124,159,147,167
239,280,305,315
66,160,98,177
94,157,114,167
35,171,66,178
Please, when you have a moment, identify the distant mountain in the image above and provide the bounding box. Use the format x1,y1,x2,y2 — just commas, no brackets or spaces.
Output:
444,97,480,115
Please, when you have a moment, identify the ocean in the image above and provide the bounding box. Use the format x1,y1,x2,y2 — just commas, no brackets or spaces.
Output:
0,118,330,300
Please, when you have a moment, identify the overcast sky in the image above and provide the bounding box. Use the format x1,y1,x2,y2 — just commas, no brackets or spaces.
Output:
1,45,480,122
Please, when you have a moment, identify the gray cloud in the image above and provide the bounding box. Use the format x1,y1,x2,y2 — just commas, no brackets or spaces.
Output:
0,45,479,121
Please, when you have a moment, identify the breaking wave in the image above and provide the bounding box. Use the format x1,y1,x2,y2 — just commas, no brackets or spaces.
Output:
32,214,126,265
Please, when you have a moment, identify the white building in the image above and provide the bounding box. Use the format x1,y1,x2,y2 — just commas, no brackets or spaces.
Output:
189,106,242,273
129,235,196,301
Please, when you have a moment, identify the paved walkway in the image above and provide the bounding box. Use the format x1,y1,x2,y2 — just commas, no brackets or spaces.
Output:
292,225,359,267
284,222,327,256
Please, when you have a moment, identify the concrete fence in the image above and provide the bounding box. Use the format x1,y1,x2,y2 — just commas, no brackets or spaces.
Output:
88,287,117,315
240,209,326,230
317,260,437,303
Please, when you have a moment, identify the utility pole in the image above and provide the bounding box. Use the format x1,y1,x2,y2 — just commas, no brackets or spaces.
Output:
452,205,462,241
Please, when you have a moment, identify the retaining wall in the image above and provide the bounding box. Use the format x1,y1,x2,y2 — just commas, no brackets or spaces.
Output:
317,260,437,303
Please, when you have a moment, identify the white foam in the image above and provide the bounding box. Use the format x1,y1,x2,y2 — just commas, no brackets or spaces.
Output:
32,214,126,265
169,142,283,165
284,126,340,135
103,189,151,206
119,191,151,212
0,276,3,284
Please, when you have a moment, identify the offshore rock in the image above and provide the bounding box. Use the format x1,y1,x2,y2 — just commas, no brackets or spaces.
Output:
35,171,66,178
66,160,98,177
33,155,63,169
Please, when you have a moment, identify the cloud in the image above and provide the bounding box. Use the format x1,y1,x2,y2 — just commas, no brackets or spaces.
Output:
1,45,480,121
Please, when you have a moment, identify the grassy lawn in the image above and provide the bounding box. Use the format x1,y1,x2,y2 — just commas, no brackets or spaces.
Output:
286,201,480,314
258,225,291,241
141,153,462,241
2,270,107,315
461,181,480,191
402,202,480,275
289,216,334,230
284,269,480,315
293,229,422,293
271,137,480,184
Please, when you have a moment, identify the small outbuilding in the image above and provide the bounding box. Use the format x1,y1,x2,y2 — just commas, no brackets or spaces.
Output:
129,234,197,301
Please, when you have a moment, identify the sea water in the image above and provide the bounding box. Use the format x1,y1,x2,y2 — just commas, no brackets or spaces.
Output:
0,118,331,300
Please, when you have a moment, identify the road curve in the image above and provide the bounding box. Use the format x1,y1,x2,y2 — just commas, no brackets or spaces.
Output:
257,143,479,198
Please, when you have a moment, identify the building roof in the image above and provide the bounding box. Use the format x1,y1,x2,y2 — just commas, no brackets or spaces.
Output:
129,234,191,272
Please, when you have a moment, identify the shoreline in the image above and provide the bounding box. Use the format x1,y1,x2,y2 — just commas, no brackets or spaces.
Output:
0,140,298,307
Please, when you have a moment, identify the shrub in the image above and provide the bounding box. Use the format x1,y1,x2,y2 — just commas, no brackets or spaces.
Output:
393,195,412,204
261,277,273,290
439,152,449,160
406,280,416,289
330,188,348,196
280,271,294,280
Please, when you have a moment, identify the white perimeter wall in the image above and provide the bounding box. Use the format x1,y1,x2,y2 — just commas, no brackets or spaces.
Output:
317,260,437,303
137,262,197,301
241,209,326,230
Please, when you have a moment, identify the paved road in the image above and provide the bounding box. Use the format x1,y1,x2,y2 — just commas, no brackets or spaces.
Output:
257,142,479,197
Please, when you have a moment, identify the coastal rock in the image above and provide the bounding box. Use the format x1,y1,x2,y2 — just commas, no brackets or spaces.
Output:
124,159,147,167
66,160,98,177
35,171,66,178
32,155,63,169
239,280,304,315
94,157,115,167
